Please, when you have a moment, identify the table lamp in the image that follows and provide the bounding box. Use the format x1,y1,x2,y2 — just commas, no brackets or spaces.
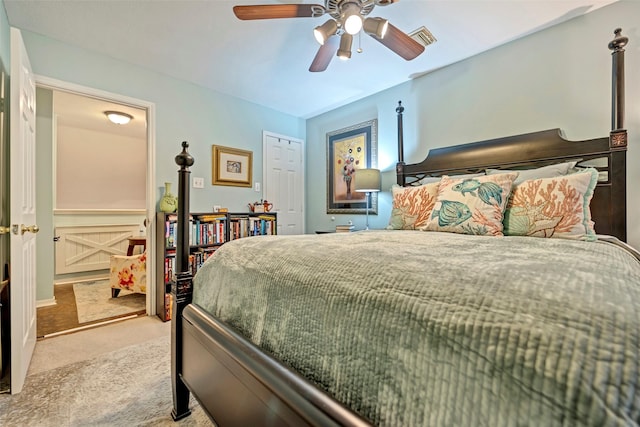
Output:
354,168,381,230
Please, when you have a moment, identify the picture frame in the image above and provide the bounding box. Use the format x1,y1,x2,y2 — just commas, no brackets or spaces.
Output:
327,119,378,214
212,145,253,187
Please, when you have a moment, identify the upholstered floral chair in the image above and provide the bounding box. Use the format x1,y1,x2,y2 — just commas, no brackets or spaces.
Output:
110,251,147,298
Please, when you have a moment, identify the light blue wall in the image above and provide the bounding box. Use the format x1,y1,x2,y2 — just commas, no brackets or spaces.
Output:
15,30,304,299
0,3,9,69
19,30,305,213
306,1,640,248
3,0,640,301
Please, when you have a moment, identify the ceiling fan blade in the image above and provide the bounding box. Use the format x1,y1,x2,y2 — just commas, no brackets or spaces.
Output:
309,36,339,72
370,23,425,61
233,4,324,20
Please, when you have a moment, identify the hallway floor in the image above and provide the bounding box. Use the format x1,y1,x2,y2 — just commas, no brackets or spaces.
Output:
37,282,146,338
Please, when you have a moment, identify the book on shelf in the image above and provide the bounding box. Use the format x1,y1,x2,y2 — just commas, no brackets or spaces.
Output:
335,224,355,232
157,211,278,323
229,214,277,239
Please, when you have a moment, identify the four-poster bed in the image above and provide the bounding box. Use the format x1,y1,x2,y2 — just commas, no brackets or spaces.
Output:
170,29,637,426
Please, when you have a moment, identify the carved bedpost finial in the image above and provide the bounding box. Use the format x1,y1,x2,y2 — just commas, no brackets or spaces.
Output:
175,141,195,168
608,28,628,52
396,101,405,185
608,29,628,147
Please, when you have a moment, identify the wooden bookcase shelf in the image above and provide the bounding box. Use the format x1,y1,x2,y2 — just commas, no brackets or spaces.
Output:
155,211,277,321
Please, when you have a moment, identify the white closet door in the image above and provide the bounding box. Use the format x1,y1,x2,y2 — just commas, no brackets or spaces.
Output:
263,132,304,235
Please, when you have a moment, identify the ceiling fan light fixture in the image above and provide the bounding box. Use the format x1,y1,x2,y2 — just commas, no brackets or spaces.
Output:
104,111,133,125
314,19,338,45
342,3,363,35
337,33,353,60
363,17,388,39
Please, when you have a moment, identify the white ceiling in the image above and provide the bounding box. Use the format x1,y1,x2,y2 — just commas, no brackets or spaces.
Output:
53,90,147,139
4,0,618,119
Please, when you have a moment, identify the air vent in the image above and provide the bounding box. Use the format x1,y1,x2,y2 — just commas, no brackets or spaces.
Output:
409,26,437,47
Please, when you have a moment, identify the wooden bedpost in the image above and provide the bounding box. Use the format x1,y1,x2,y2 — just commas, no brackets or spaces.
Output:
607,28,628,242
171,141,195,421
608,28,628,149
396,101,406,186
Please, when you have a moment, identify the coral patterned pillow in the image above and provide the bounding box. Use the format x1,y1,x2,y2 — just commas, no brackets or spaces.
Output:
387,182,439,230
421,172,518,236
503,168,598,240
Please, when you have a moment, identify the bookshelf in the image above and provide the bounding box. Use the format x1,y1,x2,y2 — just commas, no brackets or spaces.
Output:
155,211,277,321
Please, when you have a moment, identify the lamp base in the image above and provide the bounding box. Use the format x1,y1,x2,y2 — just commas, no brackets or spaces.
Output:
365,191,370,230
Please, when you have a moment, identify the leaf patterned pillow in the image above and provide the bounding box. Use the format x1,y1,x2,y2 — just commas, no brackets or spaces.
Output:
387,182,439,230
503,168,598,240
421,172,518,236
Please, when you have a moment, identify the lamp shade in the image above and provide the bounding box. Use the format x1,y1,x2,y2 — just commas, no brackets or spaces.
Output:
363,17,389,39
314,19,338,45
354,168,381,192
337,33,353,60
342,2,363,35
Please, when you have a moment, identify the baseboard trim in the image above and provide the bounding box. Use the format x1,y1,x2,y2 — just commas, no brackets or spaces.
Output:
54,275,109,286
36,298,57,308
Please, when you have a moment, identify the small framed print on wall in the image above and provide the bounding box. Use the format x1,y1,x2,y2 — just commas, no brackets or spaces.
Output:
327,119,378,214
212,145,253,187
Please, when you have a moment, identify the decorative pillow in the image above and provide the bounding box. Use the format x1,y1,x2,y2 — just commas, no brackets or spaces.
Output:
421,172,518,236
503,168,598,241
415,172,484,186
486,161,577,185
387,182,439,230
109,252,147,294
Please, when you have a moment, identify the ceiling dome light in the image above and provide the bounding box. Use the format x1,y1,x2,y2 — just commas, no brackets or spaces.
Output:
314,19,338,45
363,17,389,39
337,33,353,60
104,111,133,125
342,3,363,35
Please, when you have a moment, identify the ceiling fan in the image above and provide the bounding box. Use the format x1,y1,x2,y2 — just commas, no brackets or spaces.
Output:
233,0,426,72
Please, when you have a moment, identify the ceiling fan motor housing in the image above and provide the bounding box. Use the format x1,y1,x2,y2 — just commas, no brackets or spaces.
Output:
233,0,425,72
326,0,375,20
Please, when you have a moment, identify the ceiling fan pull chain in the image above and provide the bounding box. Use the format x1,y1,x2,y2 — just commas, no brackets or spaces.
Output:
357,31,363,53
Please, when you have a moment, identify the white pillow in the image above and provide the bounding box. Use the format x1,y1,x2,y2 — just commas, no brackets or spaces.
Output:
415,172,485,186
486,161,577,185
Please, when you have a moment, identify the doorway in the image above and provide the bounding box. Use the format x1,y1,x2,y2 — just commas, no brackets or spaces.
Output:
34,79,156,338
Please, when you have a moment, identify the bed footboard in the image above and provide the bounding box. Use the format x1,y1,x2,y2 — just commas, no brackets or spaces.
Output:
181,304,371,427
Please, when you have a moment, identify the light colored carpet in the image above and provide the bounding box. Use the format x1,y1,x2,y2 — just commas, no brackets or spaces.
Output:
74,279,145,323
0,334,213,426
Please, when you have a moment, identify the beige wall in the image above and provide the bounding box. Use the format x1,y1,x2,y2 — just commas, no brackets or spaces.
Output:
55,125,146,210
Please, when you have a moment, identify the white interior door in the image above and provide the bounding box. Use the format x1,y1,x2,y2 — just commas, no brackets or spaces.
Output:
9,27,37,394
263,132,304,235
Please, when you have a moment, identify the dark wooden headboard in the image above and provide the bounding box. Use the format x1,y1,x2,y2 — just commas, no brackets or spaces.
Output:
396,29,629,242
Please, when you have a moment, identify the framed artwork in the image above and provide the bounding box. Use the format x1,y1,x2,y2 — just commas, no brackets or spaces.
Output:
212,145,253,187
327,119,378,214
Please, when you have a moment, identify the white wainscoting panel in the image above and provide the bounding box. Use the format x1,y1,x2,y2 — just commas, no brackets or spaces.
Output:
55,224,140,274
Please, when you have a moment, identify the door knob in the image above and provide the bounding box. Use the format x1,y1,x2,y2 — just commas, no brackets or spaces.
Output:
0,226,9,235
20,224,39,235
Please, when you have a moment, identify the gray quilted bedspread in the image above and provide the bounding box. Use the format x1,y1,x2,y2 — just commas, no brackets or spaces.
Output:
192,230,640,426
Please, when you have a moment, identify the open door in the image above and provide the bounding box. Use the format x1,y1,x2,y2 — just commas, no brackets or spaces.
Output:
9,27,37,394
0,46,9,393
